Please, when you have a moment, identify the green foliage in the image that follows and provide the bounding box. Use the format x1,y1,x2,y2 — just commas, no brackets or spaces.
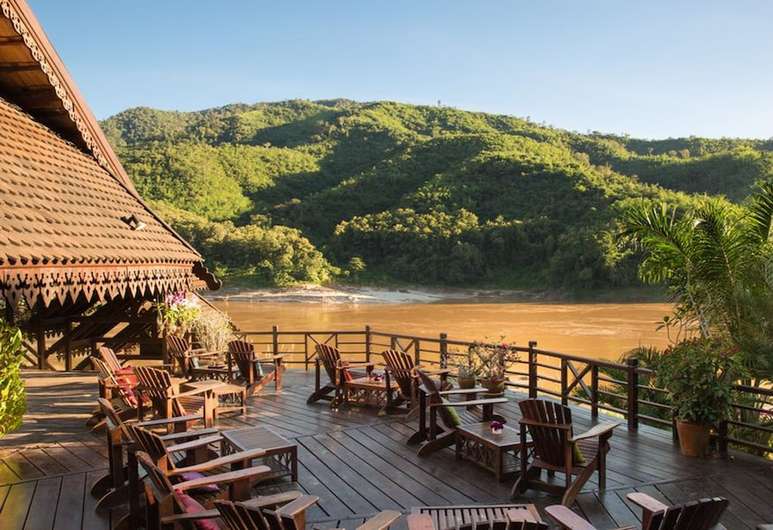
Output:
658,339,739,425
0,320,26,437
102,99,768,289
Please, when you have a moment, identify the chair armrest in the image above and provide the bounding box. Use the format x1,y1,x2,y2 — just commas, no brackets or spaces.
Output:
519,417,572,430
275,495,320,516
430,397,508,408
190,352,221,359
357,510,402,530
407,513,434,530
626,492,669,514
171,386,219,399
339,361,376,369
571,422,620,443
165,434,222,454
438,387,485,396
161,508,220,524
159,427,219,443
174,465,272,491
271,354,284,361
137,414,202,428
239,491,302,509
545,505,597,530
169,447,268,475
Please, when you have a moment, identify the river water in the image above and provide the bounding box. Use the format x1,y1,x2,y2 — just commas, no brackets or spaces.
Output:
212,289,672,362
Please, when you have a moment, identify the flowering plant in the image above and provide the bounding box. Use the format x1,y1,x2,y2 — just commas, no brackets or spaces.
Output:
157,292,201,336
490,420,505,434
468,336,519,382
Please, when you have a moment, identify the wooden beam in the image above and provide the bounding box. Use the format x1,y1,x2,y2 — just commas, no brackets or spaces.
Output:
0,61,40,73
0,36,23,45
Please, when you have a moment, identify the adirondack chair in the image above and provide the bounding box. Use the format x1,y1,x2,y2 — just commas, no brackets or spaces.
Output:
134,365,219,428
92,398,218,512
408,504,547,530
215,496,400,530
88,356,147,430
307,343,375,407
381,349,450,416
227,339,284,395
98,345,137,382
546,494,729,530
136,450,275,530
167,334,230,381
415,369,508,456
510,399,620,506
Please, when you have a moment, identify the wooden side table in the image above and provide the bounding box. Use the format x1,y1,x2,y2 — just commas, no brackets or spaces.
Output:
220,426,298,481
455,423,530,482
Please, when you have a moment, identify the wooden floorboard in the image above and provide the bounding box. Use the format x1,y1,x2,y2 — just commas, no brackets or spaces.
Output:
0,368,770,530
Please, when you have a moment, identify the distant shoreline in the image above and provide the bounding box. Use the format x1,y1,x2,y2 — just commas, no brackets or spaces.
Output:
204,284,666,305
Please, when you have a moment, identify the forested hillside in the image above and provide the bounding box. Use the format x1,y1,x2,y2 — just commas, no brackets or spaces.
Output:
101,100,773,289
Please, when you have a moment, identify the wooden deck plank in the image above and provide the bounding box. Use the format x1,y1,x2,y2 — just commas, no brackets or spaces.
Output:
52,472,86,530
23,476,61,530
0,480,36,530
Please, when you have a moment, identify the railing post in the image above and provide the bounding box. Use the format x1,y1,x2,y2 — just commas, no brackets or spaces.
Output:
528,341,537,398
272,325,279,357
365,325,371,363
414,339,421,365
627,357,639,431
591,365,599,419
36,321,45,370
390,336,397,349
560,358,568,406
304,333,309,371
439,333,448,368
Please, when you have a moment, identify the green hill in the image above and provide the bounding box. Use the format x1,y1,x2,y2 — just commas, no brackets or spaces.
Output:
101,100,773,289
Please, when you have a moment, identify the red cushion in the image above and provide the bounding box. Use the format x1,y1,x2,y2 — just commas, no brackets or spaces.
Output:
178,472,219,493
115,367,135,376
176,492,220,530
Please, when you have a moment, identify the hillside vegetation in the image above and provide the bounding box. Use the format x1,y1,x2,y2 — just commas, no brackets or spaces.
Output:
101,100,773,290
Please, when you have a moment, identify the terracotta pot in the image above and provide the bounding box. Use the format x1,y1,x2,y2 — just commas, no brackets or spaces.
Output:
676,420,711,457
458,373,476,389
481,377,506,395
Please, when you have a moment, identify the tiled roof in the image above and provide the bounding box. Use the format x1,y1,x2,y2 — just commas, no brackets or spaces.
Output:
0,96,200,267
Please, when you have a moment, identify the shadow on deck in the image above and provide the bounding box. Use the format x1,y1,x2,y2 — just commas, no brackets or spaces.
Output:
0,369,771,530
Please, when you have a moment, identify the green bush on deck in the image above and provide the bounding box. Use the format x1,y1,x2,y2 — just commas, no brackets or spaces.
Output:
0,321,26,437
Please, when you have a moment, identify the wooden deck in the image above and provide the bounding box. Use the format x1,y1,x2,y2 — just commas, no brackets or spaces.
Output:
0,369,771,530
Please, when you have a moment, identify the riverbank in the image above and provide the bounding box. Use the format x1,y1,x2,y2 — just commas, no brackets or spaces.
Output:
204,283,666,305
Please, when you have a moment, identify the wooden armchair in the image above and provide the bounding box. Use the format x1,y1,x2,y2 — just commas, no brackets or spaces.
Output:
307,343,375,407
408,504,547,530
381,349,450,417
228,339,284,396
167,334,230,382
510,399,619,506
414,370,508,456
216,496,400,530
135,365,219,428
546,493,729,530
89,357,148,430
137,450,275,530
98,345,137,382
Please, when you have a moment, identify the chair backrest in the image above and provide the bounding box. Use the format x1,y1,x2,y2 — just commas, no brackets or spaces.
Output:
215,499,271,530
646,497,728,530
315,344,342,385
92,357,137,408
97,397,127,436
518,399,572,468
134,366,187,417
229,340,258,382
92,356,114,382
136,450,186,527
382,349,416,398
126,424,169,468
98,346,123,374
166,335,189,355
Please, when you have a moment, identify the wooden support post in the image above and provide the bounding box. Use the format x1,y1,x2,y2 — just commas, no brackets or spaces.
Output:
36,322,45,370
591,365,599,419
414,339,421,365
4,299,14,324
528,341,537,399
560,358,568,406
272,325,279,357
439,333,448,368
64,319,73,372
627,357,639,431
390,335,397,349
718,420,728,458
365,325,371,363
304,333,310,371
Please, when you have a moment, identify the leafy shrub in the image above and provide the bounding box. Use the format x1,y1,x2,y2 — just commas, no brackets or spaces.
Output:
0,321,26,437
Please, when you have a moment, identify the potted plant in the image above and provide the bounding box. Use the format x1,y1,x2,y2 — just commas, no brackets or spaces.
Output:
454,349,478,389
658,339,738,457
156,291,201,337
468,338,518,396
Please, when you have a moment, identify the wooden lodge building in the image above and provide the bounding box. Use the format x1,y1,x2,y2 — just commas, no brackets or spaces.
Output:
0,0,218,370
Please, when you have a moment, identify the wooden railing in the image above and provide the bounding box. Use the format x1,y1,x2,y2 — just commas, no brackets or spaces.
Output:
237,325,772,457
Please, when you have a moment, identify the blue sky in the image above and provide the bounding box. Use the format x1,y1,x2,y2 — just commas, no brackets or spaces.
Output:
30,1,773,139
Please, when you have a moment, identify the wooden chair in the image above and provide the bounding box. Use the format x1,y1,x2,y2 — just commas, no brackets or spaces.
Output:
136,450,274,530
408,504,547,530
415,370,508,456
89,356,146,430
511,399,619,506
307,343,375,407
381,349,450,416
546,493,729,530
167,334,230,381
98,345,137,381
228,339,284,396
215,496,400,530
135,365,219,428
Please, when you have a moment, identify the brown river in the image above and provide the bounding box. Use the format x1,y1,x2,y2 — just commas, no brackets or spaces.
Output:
211,289,672,362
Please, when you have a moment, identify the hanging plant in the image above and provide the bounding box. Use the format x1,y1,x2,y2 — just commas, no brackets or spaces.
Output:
156,292,201,337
